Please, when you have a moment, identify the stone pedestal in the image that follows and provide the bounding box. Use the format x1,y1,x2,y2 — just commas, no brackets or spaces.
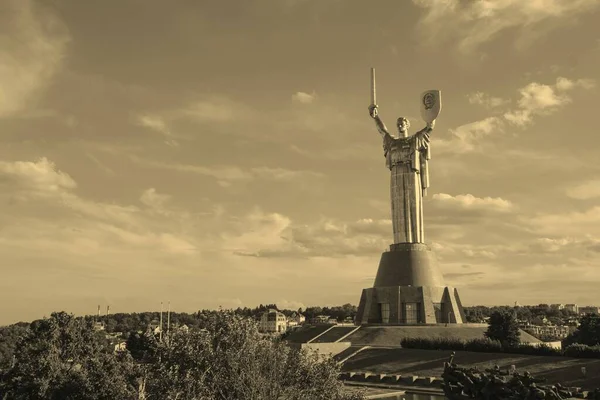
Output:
355,243,466,325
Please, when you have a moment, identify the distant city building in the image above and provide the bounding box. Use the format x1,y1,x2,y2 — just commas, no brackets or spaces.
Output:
564,304,578,313
287,312,305,328
520,322,570,340
579,306,600,315
93,321,105,331
311,315,331,324
259,309,287,333
550,304,564,310
531,316,550,326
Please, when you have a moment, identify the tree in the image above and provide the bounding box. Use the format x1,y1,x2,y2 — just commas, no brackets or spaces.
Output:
126,330,158,363
563,314,600,347
144,310,364,400
0,323,29,370
485,311,521,348
1,312,140,400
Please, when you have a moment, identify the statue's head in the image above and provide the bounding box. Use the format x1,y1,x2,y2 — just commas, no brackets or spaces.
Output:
396,117,410,137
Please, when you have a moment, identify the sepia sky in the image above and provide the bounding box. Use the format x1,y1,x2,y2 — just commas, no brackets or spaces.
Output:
2,0,600,325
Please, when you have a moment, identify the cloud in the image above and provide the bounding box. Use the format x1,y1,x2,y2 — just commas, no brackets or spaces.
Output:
0,0,70,118
140,188,172,215
0,158,197,256
431,193,514,212
292,91,317,104
0,157,77,199
528,237,582,253
432,241,502,260
438,117,501,153
426,193,520,236
129,155,324,187
215,298,243,309
444,271,484,280
467,92,510,108
525,207,600,237
412,0,600,54
439,77,595,152
176,97,258,124
2,158,599,318
135,114,179,146
85,153,115,175
228,213,391,259
555,77,596,91
504,77,596,126
566,179,600,200
179,100,238,122
276,299,306,311
133,97,260,146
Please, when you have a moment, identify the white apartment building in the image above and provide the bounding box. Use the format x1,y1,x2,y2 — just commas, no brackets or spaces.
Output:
259,309,288,333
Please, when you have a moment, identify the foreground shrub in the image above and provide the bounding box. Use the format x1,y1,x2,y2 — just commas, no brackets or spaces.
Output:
401,337,598,359
143,311,365,400
464,338,503,353
401,337,465,351
564,343,600,359
0,311,365,400
513,343,562,356
0,312,139,400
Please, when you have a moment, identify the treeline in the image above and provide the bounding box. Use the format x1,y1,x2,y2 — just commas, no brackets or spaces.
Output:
402,312,600,359
0,311,364,400
401,337,600,359
0,323,29,370
227,303,358,322
0,303,359,367
89,303,358,334
464,304,578,325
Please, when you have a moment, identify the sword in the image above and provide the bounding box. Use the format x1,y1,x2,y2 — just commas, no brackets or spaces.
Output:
370,67,376,105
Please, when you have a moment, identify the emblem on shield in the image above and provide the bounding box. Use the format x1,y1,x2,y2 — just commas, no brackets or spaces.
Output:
420,90,442,124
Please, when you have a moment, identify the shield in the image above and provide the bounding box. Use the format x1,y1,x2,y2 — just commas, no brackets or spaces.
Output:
420,90,442,124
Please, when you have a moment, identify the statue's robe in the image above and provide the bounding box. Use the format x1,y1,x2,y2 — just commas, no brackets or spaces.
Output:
383,128,431,244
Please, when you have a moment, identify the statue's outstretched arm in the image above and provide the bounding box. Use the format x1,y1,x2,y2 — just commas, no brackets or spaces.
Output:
368,104,391,137
375,116,391,137
417,121,435,136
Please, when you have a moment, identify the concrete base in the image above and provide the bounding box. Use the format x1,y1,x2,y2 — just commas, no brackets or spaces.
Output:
355,285,466,324
355,243,466,325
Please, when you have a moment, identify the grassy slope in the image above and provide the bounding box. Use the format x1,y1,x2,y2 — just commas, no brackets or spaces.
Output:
313,327,357,343
284,325,332,343
346,326,540,346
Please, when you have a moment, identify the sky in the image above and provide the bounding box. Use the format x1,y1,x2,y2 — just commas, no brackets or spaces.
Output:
1,0,600,325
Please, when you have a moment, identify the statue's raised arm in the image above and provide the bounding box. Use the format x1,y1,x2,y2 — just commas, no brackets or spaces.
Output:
369,104,391,137
368,68,392,138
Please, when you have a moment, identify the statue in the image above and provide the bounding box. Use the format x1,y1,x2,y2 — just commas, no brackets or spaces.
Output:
442,356,599,400
354,69,464,327
367,68,441,244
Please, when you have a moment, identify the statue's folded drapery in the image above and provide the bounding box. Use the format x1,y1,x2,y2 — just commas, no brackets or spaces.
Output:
383,127,431,244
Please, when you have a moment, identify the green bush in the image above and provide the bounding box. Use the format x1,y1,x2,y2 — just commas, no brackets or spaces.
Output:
401,337,599,359
464,338,503,353
564,343,600,359
510,343,562,356
400,337,465,351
